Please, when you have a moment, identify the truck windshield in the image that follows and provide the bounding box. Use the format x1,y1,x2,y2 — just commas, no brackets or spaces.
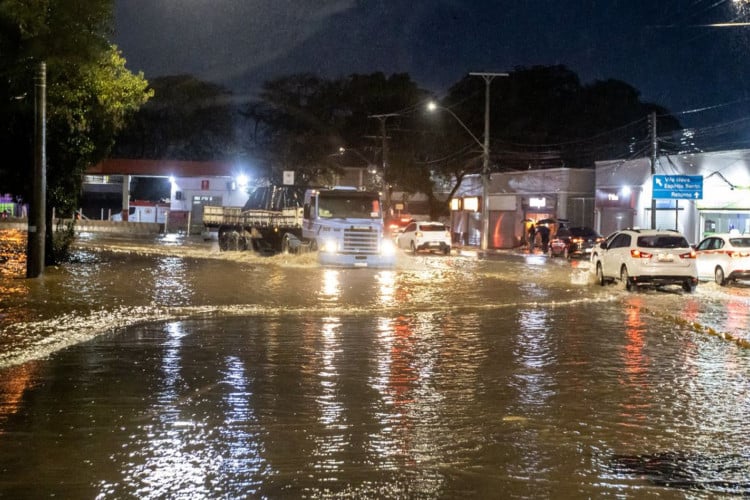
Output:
318,193,381,219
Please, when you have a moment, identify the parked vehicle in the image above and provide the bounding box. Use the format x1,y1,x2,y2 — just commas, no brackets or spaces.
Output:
397,221,451,255
694,233,750,285
548,226,603,259
592,228,698,292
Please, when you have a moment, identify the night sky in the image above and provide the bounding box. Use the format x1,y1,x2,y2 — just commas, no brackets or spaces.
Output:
114,1,750,128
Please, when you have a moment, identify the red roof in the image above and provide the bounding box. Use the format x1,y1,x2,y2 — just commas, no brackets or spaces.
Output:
88,159,238,177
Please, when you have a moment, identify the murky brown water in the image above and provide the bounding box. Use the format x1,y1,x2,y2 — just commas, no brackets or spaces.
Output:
1,228,749,497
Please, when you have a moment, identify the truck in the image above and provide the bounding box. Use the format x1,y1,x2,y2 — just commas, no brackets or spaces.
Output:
202,185,396,268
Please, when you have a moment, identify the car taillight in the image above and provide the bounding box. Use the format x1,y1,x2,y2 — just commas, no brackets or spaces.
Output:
445,231,451,238
728,250,750,258
415,231,422,238
631,249,652,258
679,250,696,259
570,237,582,243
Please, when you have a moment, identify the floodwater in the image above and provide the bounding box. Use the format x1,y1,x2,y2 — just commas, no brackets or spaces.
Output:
1,228,749,498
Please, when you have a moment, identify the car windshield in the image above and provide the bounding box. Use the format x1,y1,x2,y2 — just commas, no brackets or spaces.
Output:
318,194,381,219
729,237,750,248
637,235,689,249
419,223,446,231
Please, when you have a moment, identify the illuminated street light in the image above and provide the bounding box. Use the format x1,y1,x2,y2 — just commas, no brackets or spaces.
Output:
427,70,508,251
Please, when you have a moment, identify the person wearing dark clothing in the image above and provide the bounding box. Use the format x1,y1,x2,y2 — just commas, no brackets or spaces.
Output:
537,225,551,253
528,224,536,251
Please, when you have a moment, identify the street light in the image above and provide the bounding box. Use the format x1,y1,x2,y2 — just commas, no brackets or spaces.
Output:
427,72,508,251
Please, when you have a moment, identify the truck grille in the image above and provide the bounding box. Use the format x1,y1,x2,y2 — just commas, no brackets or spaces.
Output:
342,228,379,254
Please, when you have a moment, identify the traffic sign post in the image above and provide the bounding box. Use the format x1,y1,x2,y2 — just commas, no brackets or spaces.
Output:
652,175,703,200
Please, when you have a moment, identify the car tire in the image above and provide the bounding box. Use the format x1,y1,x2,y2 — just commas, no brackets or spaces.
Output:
715,266,726,286
596,262,606,286
444,246,451,255
682,280,696,293
564,246,570,260
620,266,633,291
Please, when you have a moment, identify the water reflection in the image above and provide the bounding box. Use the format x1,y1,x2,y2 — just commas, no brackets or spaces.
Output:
0,362,39,435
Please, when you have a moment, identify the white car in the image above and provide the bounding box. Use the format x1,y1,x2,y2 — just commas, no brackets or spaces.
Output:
592,228,698,292
695,233,750,285
397,221,451,255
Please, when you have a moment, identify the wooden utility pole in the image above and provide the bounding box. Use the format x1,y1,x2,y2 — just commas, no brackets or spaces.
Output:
369,113,398,213
468,72,508,251
650,111,658,230
27,62,46,278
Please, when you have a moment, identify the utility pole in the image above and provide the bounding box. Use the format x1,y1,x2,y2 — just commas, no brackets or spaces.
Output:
650,111,658,230
469,72,508,252
369,113,399,214
27,61,46,278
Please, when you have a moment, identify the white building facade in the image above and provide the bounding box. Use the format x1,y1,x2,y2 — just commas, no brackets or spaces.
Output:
595,149,750,244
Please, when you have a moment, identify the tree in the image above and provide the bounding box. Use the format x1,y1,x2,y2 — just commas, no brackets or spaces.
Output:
113,75,236,161
427,65,682,199
0,0,152,263
242,72,430,193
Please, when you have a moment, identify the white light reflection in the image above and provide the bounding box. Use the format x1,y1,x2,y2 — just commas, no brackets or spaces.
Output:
152,257,193,306
313,317,347,470
321,269,340,299
101,325,269,497
376,270,396,305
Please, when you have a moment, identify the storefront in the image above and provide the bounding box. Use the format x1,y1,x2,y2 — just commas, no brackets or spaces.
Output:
595,150,750,243
450,168,595,249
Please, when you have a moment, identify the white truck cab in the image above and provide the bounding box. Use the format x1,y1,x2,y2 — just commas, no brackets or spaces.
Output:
302,187,396,268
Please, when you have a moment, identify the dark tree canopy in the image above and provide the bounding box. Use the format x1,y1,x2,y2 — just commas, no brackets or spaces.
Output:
429,65,681,175
0,0,151,212
113,74,238,161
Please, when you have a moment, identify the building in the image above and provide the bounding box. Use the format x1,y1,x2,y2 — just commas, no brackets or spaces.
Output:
450,168,595,248
594,149,750,243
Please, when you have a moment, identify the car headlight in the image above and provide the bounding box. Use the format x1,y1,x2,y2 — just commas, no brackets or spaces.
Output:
380,239,396,256
321,239,338,253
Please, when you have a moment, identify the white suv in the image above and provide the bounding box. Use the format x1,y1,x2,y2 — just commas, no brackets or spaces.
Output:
592,229,698,292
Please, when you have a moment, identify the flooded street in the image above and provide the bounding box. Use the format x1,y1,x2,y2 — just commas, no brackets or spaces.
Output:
1,228,750,498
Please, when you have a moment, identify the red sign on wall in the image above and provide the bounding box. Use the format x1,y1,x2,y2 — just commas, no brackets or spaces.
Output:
201,180,209,190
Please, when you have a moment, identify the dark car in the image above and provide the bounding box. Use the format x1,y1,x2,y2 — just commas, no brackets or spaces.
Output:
548,226,603,259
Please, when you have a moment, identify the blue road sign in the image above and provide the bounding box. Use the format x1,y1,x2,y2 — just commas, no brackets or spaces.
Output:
652,175,703,200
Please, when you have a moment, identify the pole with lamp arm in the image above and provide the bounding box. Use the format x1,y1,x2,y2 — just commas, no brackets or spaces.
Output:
468,72,508,251
427,71,508,251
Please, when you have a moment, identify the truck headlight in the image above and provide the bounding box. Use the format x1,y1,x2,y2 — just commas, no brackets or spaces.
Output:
321,238,338,253
380,239,395,256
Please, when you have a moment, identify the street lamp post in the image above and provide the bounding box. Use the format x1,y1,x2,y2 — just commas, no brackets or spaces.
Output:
469,72,508,251
427,70,508,251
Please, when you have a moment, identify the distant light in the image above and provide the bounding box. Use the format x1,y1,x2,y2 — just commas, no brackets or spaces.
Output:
463,197,479,211
169,176,176,184
426,101,438,112
622,186,631,196
236,174,249,187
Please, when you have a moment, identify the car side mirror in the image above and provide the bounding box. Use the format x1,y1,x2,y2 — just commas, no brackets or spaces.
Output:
599,242,607,249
